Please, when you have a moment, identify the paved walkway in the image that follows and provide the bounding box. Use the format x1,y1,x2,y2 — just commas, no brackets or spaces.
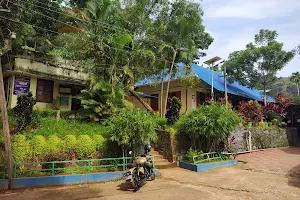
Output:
236,147,300,174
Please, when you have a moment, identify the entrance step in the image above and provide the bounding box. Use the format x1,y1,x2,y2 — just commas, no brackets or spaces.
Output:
151,148,177,169
155,162,177,169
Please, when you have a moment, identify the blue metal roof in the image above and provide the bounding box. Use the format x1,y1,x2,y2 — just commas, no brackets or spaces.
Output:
135,92,159,99
135,63,275,103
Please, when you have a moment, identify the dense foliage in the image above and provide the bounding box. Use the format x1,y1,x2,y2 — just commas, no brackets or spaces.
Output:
291,72,300,96
224,29,295,105
13,92,36,132
78,78,132,123
108,109,158,155
263,94,291,121
165,96,182,125
269,75,300,104
11,134,105,163
175,102,241,146
3,0,213,84
237,100,264,125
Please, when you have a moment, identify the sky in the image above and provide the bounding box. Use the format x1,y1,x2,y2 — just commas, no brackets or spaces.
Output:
198,0,300,77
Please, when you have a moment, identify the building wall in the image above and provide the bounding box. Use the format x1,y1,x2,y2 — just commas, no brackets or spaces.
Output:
7,75,73,110
14,58,89,82
128,96,150,111
135,80,211,114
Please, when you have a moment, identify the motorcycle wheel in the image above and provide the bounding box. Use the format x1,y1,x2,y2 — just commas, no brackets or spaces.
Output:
150,169,155,181
132,174,140,191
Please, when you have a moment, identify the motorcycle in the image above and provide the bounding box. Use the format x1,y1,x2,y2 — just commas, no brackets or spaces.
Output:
125,145,155,191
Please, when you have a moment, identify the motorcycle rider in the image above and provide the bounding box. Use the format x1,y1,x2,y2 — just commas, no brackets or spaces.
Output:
142,144,154,175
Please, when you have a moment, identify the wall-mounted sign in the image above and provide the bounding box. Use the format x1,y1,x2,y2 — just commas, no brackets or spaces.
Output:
13,76,30,95
59,87,72,94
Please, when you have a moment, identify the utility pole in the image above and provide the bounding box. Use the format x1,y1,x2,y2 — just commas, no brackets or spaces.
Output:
0,27,15,189
204,56,222,101
211,62,214,100
220,60,228,107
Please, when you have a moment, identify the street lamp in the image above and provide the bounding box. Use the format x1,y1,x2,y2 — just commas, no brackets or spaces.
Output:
204,56,222,100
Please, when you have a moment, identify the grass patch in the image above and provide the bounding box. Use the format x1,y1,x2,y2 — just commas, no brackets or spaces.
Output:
22,117,109,137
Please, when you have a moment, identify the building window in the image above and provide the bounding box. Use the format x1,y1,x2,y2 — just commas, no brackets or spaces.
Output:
150,94,159,111
60,94,69,107
168,91,181,100
36,79,54,103
166,91,181,110
196,92,210,106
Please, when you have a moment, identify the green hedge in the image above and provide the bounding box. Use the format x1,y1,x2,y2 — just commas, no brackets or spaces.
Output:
11,134,106,163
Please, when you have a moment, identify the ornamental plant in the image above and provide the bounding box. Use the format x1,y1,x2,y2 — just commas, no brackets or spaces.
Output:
108,109,158,156
175,102,241,148
237,100,264,125
12,135,30,163
13,92,36,132
263,94,291,121
165,96,182,125
76,135,96,159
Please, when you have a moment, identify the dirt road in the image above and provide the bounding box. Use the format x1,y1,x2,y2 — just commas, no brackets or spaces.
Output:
1,163,300,200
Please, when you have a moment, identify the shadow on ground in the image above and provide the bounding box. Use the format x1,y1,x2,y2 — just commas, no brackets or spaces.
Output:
0,186,104,200
117,181,134,192
288,164,300,188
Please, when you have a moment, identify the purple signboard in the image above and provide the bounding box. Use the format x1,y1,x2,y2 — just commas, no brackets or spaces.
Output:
13,76,30,95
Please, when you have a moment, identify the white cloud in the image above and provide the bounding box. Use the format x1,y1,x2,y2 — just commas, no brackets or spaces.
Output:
197,0,300,76
201,0,300,19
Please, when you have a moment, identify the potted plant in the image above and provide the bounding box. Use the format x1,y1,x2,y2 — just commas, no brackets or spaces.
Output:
271,119,278,127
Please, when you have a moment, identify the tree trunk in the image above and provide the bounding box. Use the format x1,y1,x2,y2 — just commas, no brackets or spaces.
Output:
263,85,267,106
129,88,154,114
122,146,125,171
297,84,300,96
111,70,116,97
160,62,167,117
163,51,177,116
0,57,13,189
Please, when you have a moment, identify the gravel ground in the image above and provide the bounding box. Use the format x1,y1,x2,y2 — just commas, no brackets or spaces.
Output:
0,163,300,200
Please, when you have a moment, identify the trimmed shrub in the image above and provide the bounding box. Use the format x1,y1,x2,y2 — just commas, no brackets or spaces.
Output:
92,135,105,150
8,134,106,163
45,135,62,160
76,135,96,159
12,135,31,163
63,135,77,152
30,135,47,161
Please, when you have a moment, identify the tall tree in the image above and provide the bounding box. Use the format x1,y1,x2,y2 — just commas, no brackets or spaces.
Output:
291,72,300,96
150,0,213,115
224,29,295,105
1,0,63,54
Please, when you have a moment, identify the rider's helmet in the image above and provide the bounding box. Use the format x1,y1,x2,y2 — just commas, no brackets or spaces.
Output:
144,144,151,154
